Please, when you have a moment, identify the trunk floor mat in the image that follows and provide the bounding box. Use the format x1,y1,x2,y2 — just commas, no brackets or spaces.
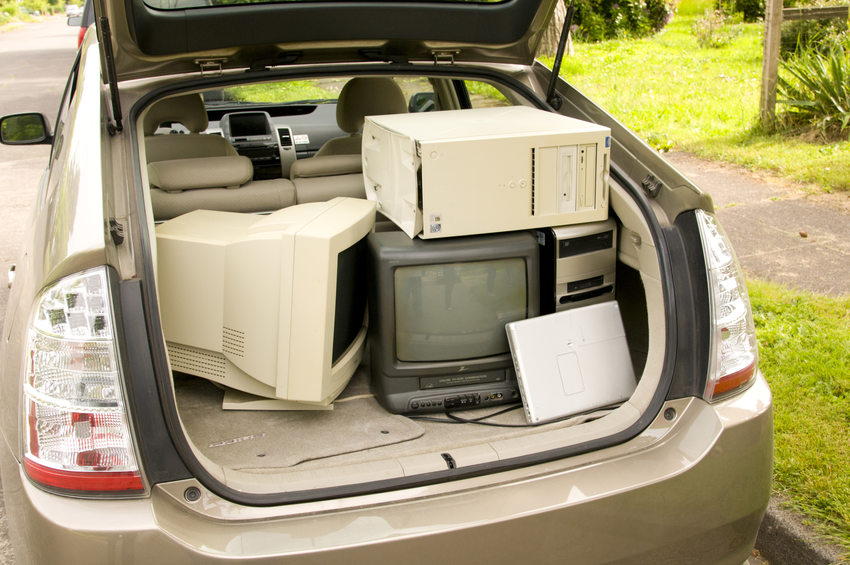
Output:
173,370,424,469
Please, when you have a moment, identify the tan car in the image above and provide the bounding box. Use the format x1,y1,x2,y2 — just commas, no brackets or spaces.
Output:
0,0,771,562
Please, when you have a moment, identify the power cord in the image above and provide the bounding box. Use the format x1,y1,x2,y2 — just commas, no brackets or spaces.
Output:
411,403,619,428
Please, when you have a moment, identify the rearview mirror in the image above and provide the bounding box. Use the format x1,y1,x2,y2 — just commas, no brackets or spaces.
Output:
0,113,52,145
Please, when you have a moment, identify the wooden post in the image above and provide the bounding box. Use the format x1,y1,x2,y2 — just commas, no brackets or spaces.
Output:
759,0,784,131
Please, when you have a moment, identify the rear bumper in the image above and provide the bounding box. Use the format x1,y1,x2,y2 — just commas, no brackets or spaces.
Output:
2,374,772,565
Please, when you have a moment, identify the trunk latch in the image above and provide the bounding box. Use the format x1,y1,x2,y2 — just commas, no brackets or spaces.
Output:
432,50,459,65
195,58,226,77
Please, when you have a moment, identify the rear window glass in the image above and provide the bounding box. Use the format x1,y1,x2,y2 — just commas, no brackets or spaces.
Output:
209,77,434,108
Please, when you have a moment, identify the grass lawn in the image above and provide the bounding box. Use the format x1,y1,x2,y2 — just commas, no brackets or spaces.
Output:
749,280,850,550
542,11,850,192
539,3,850,550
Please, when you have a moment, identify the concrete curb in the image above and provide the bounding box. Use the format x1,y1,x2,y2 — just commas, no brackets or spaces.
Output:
757,495,847,565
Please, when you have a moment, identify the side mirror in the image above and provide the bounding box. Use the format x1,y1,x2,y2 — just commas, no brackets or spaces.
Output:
0,113,52,146
67,15,83,26
408,92,436,113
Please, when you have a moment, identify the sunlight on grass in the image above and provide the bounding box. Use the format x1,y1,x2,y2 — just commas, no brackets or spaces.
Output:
544,14,850,191
226,81,336,104
749,279,850,550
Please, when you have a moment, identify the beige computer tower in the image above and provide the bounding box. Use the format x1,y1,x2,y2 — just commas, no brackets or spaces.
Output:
363,106,611,239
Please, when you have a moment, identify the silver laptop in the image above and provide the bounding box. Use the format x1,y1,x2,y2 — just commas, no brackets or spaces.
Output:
506,301,636,424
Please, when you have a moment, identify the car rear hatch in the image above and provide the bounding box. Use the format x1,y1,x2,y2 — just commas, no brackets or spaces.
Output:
96,0,561,82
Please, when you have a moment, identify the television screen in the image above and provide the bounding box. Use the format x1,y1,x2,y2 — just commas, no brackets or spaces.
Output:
394,259,527,362
367,230,540,414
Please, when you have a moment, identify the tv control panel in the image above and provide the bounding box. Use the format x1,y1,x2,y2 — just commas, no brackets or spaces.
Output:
407,387,520,413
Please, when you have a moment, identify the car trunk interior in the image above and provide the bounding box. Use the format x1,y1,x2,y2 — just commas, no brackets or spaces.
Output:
152,180,665,495
140,81,668,495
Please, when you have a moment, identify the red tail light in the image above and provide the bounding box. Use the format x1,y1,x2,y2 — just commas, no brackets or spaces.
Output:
23,268,144,495
695,210,759,401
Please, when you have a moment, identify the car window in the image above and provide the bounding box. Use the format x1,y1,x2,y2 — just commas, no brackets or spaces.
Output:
194,76,438,160
216,76,434,109
463,80,511,109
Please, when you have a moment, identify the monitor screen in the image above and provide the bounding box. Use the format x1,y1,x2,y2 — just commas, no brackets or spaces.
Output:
394,258,527,362
228,113,270,137
333,239,368,364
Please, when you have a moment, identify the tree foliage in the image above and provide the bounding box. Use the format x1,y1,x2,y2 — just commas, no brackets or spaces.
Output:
572,0,677,41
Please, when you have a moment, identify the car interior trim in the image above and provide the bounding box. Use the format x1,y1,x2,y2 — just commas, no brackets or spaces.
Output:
126,0,547,57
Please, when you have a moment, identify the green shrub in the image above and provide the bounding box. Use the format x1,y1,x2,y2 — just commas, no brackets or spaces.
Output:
1,4,18,20
717,0,763,21
716,0,763,22
573,0,677,41
692,9,743,47
777,38,850,139
733,0,763,21
780,19,848,58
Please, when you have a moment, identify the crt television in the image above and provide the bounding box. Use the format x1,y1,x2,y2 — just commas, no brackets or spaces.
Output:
155,197,376,409
367,230,540,414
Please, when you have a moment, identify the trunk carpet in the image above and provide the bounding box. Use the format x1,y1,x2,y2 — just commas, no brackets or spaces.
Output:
174,371,424,469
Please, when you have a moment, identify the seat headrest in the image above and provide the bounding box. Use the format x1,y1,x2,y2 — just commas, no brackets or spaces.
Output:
148,156,254,192
336,78,407,134
290,154,363,179
143,94,209,136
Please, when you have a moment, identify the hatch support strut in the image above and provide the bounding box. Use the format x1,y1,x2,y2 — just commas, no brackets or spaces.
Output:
98,16,123,135
545,0,576,111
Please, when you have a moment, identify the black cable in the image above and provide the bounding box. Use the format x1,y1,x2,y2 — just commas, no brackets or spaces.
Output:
410,403,522,425
411,402,621,428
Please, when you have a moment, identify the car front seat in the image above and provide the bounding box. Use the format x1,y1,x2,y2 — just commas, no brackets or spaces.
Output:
314,77,407,157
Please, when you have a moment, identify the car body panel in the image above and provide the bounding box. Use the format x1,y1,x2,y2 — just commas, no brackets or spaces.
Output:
0,42,109,464
2,376,771,564
40,43,108,282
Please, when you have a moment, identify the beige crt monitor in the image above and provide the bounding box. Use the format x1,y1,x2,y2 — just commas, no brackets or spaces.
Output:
155,197,376,409
363,106,611,239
